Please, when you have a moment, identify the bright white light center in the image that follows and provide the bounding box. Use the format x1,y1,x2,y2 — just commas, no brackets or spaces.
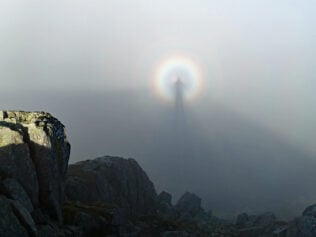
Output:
154,57,202,102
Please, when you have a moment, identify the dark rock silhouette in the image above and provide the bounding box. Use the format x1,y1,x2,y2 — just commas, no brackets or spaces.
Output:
1,110,316,236
175,192,203,217
157,191,173,206
65,156,157,218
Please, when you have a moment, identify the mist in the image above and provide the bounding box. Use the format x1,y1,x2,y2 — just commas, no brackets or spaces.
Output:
1,0,316,219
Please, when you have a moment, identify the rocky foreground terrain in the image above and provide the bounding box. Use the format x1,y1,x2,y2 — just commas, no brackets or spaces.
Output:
0,111,316,237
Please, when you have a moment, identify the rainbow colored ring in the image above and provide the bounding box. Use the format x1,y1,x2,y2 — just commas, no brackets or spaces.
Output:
153,56,203,102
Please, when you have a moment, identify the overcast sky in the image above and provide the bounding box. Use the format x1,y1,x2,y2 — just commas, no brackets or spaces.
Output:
1,0,315,153
1,0,316,217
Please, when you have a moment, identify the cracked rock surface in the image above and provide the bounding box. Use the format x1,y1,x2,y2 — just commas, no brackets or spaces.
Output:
0,111,70,235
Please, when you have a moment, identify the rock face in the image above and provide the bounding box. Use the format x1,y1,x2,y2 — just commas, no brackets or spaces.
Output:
0,111,70,226
65,157,238,236
65,156,157,218
0,195,29,237
62,201,120,237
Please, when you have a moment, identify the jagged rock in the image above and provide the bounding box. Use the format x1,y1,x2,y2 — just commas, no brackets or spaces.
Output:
65,156,157,218
0,111,70,223
1,178,34,212
175,192,203,217
0,195,28,237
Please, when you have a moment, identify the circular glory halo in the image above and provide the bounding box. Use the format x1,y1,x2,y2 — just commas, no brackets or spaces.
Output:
153,56,203,102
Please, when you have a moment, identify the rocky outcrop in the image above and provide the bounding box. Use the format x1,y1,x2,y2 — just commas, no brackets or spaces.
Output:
175,192,203,217
157,191,173,206
62,202,120,237
6,110,316,237
154,191,237,236
65,156,157,218
156,191,177,218
0,111,70,235
65,156,239,236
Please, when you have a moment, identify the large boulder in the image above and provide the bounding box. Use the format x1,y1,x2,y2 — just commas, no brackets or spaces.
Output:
175,192,203,217
0,111,70,223
65,156,157,218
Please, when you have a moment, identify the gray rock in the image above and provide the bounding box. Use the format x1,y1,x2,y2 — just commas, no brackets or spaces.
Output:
175,192,203,217
62,201,120,237
0,195,28,237
2,178,34,212
156,191,177,218
157,191,172,206
65,156,157,218
10,200,38,237
37,225,57,237
0,111,71,223
0,122,39,207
